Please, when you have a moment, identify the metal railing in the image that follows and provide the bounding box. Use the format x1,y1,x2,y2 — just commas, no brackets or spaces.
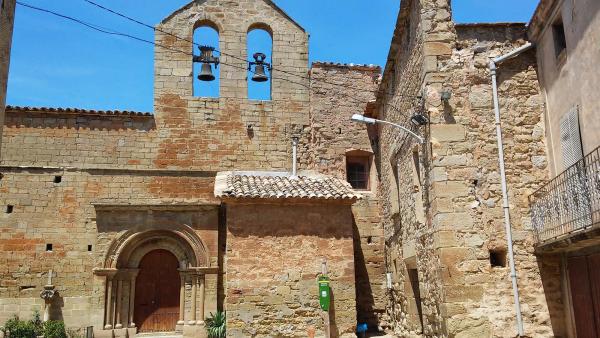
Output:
530,146,600,244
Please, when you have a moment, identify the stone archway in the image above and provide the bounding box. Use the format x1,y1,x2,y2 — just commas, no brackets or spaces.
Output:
95,227,213,333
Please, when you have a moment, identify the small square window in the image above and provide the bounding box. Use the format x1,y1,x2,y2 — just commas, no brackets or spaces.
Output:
46,243,53,252
88,245,93,252
6,205,13,214
346,156,370,190
490,249,507,268
54,176,62,184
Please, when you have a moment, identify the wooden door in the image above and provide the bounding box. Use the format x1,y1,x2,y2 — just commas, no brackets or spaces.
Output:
568,254,600,338
586,253,600,338
134,249,180,332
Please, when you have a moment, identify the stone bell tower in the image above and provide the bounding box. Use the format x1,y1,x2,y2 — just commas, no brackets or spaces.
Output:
151,0,310,172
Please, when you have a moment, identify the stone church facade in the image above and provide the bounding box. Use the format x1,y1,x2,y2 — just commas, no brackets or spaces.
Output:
0,1,385,337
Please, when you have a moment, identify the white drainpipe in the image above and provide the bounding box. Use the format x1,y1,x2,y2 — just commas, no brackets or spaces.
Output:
291,136,299,177
489,41,533,337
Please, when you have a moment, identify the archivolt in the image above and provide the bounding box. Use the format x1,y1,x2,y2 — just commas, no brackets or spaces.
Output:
103,224,209,269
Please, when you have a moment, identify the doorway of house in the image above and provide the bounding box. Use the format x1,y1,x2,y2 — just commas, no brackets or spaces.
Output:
568,253,600,338
134,249,181,332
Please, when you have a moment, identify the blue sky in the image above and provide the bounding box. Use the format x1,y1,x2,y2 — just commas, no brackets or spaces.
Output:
7,0,539,112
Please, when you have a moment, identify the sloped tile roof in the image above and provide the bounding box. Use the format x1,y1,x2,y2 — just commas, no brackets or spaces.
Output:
5,105,153,117
214,171,361,201
311,61,381,71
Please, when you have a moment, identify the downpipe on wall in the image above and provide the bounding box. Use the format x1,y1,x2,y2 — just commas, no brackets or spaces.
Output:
489,41,533,338
291,136,299,177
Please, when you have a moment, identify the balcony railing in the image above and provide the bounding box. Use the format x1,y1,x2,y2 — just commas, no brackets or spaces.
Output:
530,146,600,244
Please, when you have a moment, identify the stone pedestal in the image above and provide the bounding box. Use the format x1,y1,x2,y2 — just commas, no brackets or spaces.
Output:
112,328,127,338
183,323,207,338
126,327,137,338
94,329,114,338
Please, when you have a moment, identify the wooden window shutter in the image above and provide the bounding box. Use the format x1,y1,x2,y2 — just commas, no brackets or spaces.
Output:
560,106,583,169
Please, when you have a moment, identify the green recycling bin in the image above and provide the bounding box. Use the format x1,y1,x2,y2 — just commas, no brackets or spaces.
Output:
318,275,330,311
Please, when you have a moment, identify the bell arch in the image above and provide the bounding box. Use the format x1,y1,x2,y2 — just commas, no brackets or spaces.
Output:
247,22,273,100
193,20,220,98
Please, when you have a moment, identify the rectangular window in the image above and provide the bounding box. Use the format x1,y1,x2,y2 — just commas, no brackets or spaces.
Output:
346,155,370,190
552,17,567,59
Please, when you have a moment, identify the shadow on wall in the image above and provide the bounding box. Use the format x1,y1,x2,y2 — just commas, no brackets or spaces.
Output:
536,254,568,337
353,219,379,331
49,292,65,321
329,287,339,338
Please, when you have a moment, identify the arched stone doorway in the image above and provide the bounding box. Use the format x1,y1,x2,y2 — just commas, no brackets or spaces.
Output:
94,226,217,334
134,249,180,332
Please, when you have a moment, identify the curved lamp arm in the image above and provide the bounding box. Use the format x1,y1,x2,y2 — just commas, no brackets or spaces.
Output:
351,114,424,144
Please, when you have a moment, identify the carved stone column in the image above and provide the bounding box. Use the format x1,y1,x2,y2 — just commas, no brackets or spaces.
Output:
188,274,197,325
198,275,205,324
178,273,185,325
104,275,115,330
114,279,123,329
128,270,139,328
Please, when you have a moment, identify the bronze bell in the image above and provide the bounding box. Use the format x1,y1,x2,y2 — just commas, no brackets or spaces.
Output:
198,63,215,82
252,64,269,82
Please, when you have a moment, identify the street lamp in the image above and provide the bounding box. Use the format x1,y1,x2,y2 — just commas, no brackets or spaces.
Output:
351,114,424,144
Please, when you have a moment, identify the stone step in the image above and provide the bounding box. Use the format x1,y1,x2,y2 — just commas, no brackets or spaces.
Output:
135,332,182,338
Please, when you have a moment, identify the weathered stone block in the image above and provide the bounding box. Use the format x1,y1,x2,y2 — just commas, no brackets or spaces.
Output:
424,42,452,56
431,124,466,142
433,231,457,248
447,316,492,338
444,285,484,302
434,212,474,229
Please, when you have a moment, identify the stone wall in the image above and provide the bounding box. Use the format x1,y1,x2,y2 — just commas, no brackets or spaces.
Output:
0,165,221,328
377,0,560,336
307,63,386,329
225,202,356,338
376,0,447,336
431,23,558,337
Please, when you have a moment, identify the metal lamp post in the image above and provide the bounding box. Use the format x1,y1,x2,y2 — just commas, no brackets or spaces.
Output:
350,114,424,144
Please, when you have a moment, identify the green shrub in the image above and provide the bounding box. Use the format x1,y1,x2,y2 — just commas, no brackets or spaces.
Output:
43,321,66,338
205,311,226,338
2,315,37,338
1,312,67,338
30,311,43,336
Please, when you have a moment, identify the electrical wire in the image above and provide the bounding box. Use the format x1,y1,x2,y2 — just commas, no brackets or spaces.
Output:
81,0,416,102
15,1,311,91
16,1,417,122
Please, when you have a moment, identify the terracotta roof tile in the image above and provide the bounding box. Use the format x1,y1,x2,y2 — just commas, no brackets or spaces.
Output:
5,105,153,117
214,171,361,201
311,61,381,71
